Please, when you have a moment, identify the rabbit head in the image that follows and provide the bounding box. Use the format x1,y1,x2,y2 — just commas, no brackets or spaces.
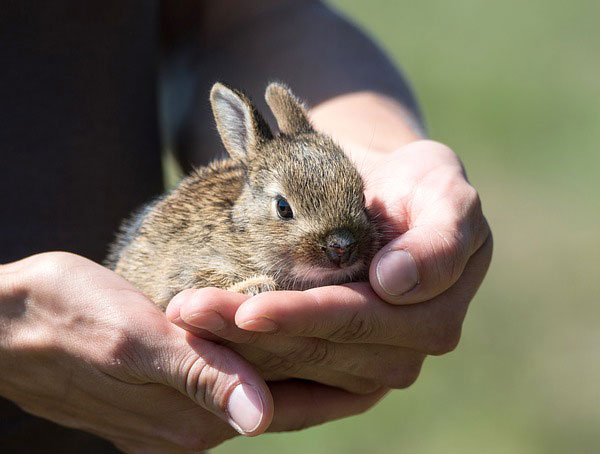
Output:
210,82,379,288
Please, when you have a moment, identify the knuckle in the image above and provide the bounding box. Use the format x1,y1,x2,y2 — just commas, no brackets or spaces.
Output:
185,354,233,409
164,426,211,452
463,183,481,211
461,185,492,251
112,441,148,454
285,411,318,432
193,286,227,304
440,230,469,275
101,324,152,379
344,378,383,395
428,226,469,292
283,338,333,366
430,184,484,286
256,353,299,375
24,251,72,283
243,330,264,345
427,322,462,355
329,312,374,343
384,359,424,389
463,186,487,236
176,430,211,451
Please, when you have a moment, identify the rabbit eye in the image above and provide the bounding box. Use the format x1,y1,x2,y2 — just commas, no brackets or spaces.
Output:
276,196,294,220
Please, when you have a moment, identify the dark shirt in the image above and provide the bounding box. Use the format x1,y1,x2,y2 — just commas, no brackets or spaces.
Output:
1,1,164,451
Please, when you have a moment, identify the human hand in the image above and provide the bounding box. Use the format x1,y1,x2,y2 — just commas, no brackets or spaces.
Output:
0,252,383,452
167,140,492,392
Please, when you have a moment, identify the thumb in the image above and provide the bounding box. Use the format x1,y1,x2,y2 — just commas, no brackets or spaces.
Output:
142,328,274,436
369,210,489,305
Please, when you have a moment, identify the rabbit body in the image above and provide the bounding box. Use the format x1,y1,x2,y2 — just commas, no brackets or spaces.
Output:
107,83,380,309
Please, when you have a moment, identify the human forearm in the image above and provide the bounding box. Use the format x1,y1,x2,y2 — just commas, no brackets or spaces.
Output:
169,0,491,400
177,0,423,164
0,253,272,449
1,253,391,451
309,91,424,168
0,260,25,399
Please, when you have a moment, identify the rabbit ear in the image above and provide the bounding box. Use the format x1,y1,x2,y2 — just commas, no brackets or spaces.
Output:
265,82,313,136
210,83,273,161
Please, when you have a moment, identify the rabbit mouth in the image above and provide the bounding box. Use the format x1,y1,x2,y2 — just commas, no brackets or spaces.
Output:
289,260,366,288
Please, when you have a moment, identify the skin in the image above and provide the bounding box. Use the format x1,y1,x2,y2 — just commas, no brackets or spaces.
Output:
0,0,492,451
168,138,492,393
0,252,385,453
169,1,492,396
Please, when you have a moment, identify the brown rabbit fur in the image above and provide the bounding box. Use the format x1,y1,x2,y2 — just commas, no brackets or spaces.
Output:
107,82,380,309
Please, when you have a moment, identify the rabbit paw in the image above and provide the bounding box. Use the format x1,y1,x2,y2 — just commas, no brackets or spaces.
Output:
228,275,277,296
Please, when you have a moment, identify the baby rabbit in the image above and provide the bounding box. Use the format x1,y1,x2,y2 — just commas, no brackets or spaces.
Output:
107,82,380,309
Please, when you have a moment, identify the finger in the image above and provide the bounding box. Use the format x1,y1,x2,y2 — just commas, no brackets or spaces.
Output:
236,234,492,354
167,287,246,330
370,181,490,305
169,288,425,391
234,342,424,392
267,380,389,432
111,434,204,454
166,287,249,342
79,369,237,450
228,343,386,394
113,324,274,437
167,289,384,393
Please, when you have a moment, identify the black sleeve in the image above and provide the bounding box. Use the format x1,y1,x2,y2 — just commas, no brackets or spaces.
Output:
0,1,164,451
0,0,164,265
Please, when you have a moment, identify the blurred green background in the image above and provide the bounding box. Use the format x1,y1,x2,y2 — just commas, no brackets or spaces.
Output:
215,1,600,452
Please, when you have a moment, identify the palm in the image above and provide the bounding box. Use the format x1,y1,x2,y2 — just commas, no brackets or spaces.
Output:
169,139,492,394
362,140,470,241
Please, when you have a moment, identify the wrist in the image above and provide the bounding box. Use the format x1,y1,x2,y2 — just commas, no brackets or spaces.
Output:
309,91,424,155
308,91,426,177
0,260,27,342
0,253,66,370
0,259,32,400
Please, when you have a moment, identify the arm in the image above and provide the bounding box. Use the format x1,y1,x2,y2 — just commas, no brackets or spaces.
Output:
168,0,422,166
169,0,492,393
0,252,382,451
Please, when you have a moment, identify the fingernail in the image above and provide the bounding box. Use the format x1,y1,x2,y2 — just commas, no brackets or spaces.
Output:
237,317,278,333
227,383,264,435
169,288,196,307
376,250,419,296
183,311,226,331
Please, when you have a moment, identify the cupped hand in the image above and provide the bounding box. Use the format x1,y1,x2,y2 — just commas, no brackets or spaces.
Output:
167,140,492,392
0,252,383,453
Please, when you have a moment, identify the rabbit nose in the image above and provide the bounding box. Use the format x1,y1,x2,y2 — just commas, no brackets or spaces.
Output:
323,230,356,267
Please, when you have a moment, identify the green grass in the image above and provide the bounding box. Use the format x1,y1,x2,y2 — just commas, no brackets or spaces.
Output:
214,1,600,452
